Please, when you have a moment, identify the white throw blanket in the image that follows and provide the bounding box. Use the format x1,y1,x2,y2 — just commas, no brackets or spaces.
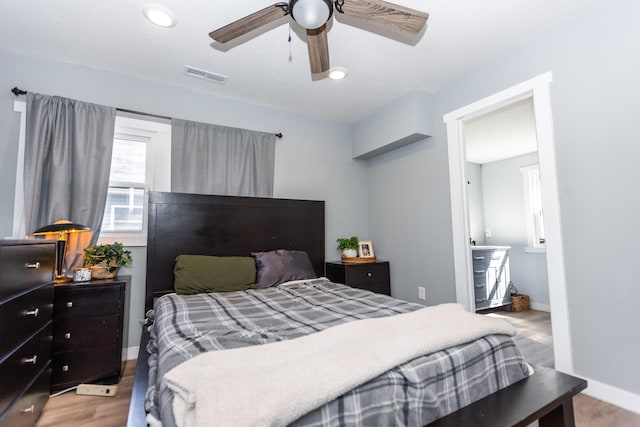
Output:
164,303,515,427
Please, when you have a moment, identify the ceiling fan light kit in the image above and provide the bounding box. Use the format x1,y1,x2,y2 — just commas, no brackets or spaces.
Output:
209,0,429,79
290,0,334,29
329,67,348,80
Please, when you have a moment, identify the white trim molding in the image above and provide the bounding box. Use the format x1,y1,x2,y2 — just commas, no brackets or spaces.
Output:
582,377,640,416
444,72,574,374
529,302,550,312
125,346,140,360
12,100,27,238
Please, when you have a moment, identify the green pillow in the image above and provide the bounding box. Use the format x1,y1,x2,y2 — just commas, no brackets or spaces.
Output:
174,255,257,295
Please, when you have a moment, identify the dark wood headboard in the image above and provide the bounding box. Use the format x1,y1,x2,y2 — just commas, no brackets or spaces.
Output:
145,191,325,311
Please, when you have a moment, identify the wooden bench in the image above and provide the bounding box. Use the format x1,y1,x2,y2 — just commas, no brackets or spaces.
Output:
426,366,587,427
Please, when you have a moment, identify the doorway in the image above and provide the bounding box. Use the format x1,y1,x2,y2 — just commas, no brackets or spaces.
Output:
443,72,574,374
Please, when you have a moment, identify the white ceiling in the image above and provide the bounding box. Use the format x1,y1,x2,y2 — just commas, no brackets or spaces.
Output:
464,97,537,164
0,0,604,123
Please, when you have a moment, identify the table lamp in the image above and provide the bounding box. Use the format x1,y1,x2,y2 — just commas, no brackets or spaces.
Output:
33,219,91,282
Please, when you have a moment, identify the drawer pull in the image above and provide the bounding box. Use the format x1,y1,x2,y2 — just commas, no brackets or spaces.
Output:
24,308,39,317
367,272,372,277
66,301,73,308
474,284,485,288
474,270,486,274
22,355,38,364
473,256,485,260
22,405,35,414
62,365,69,372
65,332,71,339
25,262,41,270
476,298,487,302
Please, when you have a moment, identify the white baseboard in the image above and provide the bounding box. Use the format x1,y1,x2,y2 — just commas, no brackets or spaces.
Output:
125,346,140,361
530,302,550,312
581,376,640,415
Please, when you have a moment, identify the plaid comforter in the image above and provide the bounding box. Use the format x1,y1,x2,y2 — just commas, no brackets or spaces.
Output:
146,278,529,427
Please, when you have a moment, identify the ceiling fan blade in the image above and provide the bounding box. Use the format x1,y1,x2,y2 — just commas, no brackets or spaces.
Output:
339,0,429,35
307,25,330,75
209,4,288,43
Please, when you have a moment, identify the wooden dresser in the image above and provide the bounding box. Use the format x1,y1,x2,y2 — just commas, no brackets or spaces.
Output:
472,246,511,311
51,277,130,391
0,240,55,427
325,261,391,296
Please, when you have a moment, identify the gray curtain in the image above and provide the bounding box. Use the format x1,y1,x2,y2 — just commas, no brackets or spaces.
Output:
24,93,116,272
171,118,276,197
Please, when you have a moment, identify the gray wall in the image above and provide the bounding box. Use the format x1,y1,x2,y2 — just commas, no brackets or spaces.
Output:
0,49,370,349
482,153,549,307
367,0,640,395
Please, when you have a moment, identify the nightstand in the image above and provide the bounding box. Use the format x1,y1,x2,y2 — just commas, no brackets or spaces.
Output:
51,276,130,391
325,261,390,296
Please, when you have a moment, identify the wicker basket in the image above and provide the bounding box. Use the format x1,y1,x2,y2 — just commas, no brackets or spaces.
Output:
511,294,530,312
90,266,120,280
341,256,377,264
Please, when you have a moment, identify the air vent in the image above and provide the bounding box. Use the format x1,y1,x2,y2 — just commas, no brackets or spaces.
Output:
183,66,228,85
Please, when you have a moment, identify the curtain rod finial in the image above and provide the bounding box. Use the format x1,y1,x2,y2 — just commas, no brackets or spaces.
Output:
11,87,27,96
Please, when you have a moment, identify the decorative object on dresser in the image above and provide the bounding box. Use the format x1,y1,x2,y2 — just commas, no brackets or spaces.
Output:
51,276,130,391
325,260,390,295
83,242,132,280
357,240,374,259
72,267,91,283
0,240,55,427
472,246,512,312
336,236,359,259
32,220,90,282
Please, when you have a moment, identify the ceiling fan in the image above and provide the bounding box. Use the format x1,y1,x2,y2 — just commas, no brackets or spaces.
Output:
209,0,429,78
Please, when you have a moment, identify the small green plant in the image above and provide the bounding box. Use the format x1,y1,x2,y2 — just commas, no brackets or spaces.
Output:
84,242,132,270
336,236,359,251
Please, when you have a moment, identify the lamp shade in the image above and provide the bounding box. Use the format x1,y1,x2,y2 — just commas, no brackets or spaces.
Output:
290,0,333,29
33,221,91,236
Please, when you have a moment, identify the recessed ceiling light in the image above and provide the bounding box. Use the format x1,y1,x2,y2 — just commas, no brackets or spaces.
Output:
329,67,348,81
142,3,177,28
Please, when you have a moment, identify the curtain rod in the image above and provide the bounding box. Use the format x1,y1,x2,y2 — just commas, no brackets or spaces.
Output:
10,87,283,139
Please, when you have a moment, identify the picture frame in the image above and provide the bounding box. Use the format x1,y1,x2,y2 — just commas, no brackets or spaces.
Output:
358,240,375,258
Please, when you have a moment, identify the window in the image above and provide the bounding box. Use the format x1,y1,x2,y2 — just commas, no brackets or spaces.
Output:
98,116,171,246
102,134,148,233
521,164,545,251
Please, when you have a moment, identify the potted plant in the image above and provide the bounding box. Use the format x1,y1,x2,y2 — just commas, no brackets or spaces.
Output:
84,242,132,279
336,236,359,258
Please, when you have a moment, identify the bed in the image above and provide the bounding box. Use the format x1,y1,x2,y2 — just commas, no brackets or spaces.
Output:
127,191,585,427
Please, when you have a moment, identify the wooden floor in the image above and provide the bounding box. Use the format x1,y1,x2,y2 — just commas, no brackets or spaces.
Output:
35,309,640,426
35,361,134,427
485,308,554,368
484,309,640,427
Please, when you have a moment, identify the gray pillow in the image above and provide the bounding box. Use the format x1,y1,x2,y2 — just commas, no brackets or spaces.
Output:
251,250,317,288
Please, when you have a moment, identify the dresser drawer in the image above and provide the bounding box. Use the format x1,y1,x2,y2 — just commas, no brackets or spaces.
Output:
0,244,54,302
52,344,119,388
471,251,492,269
53,315,119,353
345,263,389,286
0,362,51,427
0,283,54,354
54,285,122,319
0,323,51,415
